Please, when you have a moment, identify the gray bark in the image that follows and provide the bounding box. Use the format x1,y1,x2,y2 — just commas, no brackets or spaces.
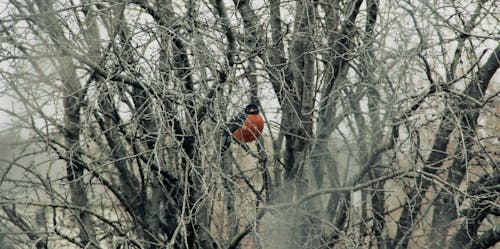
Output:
33,0,98,246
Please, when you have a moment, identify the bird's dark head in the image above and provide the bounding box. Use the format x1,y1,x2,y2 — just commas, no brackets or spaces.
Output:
244,104,259,114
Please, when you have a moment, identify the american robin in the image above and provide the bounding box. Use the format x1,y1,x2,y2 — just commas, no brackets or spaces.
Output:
223,104,264,150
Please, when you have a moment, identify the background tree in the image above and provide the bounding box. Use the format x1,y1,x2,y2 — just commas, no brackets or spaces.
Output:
0,0,498,249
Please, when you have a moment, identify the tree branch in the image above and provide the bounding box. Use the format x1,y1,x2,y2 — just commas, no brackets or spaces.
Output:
2,206,48,249
465,223,500,249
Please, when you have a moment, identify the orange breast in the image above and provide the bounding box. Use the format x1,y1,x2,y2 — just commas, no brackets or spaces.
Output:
232,114,264,143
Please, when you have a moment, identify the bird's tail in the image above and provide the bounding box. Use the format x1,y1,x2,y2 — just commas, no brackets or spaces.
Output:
221,130,232,152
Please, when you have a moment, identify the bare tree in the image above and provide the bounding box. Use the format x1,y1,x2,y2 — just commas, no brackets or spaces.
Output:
0,0,498,248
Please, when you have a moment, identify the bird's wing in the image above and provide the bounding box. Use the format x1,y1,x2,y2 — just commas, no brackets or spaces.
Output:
226,111,247,133
221,111,246,151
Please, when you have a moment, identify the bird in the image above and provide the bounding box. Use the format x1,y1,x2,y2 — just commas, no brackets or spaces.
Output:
223,104,264,151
